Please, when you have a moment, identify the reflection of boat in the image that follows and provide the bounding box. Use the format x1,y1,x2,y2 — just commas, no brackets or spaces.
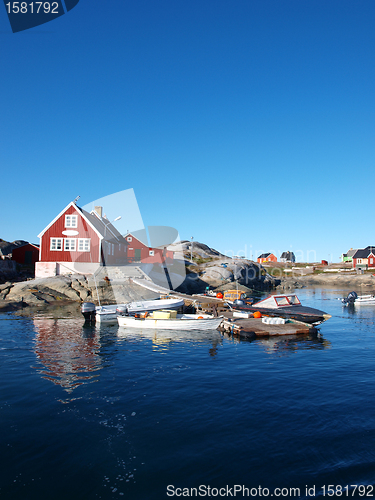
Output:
117,312,223,331
232,294,331,325
81,297,185,323
342,291,375,306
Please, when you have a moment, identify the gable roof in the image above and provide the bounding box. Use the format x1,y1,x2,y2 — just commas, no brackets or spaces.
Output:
12,242,39,250
346,248,357,258
258,253,271,259
38,201,127,244
124,232,149,247
280,251,295,259
352,246,375,259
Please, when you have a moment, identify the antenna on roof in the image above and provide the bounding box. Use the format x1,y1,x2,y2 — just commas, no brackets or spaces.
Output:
73,196,80,204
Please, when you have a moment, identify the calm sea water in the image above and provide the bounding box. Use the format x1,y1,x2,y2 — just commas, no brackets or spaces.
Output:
1,287,375,499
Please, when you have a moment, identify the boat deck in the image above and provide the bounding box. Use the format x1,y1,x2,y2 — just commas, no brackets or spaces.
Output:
218,311,317,337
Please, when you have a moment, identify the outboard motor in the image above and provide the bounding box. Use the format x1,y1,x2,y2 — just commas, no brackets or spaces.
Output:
81,302,96,322
116,305,129,316
342,291,358,305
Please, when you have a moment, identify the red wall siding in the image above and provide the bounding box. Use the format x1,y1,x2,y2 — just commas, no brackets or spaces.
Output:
40,206,101,263
257,254,277,263
12,244,40,265
126,235,173,263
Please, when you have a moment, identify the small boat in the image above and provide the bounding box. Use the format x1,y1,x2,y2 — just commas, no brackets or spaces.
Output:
81,297,185,323
117,311,224,331
222,289,254,305
231,294,331,325
342,291,375,306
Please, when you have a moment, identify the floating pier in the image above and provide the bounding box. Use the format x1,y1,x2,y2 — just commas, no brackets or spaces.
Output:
218,311,317,338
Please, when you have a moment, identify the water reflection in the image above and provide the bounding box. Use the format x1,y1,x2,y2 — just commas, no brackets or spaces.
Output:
223,331,330,355
33,318,102,392
117,328,223,356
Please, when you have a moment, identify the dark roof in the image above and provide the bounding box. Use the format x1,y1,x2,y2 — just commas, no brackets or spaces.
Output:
78,207,127,244
258,253,271,259
280,251,295,259
352,246,375,259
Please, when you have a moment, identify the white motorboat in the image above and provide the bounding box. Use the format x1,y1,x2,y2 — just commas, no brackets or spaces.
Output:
232,293,331,325
117,311,224,331
81,297,185,323
342,291,375,306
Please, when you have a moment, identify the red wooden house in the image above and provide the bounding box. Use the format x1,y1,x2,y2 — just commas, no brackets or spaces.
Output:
36,201,128,278
352,246,375,269
257,253,277,264
12,243,40,265
125,233,174,264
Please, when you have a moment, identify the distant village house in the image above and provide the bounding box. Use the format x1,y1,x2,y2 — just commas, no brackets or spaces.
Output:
351,246,375,270
257,253,277,264
341,248,357,263
280,251,295,263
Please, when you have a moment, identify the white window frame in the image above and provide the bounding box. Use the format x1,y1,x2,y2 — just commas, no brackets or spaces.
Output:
64,238,76,251
78,238,90,252
127,236,132,242
149,250,154,256
65,214,78,228
357,258,362,264
50,238,63,251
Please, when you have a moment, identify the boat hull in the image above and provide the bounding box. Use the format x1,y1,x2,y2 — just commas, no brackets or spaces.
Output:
94,298,185,323
117,314,223,331
232,304,330,325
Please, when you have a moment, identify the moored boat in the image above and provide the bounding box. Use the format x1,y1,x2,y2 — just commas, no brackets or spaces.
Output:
342,291,375,306
117,311,224,331
81,297,185,323
231,294,331,325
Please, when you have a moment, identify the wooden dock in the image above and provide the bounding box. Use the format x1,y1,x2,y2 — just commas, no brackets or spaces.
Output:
218,311,317,338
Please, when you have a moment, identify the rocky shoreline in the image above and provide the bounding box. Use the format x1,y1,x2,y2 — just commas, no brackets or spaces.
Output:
1,266,374,316
1,240,374,314
277,272,375,290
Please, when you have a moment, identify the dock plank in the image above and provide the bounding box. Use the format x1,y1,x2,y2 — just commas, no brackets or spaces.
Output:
219,312,317,337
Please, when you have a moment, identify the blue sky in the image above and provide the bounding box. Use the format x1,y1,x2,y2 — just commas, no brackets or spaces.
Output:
1,0,374,262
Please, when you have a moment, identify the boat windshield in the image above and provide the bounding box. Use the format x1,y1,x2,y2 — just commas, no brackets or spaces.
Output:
286,295,301,305
275,295,301,306
275,296,290,306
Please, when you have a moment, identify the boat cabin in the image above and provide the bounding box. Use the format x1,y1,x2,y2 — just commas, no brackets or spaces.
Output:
223,289,247,302
255,294,302,309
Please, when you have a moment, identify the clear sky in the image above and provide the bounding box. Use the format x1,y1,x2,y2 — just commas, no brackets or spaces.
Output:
1,0,374,262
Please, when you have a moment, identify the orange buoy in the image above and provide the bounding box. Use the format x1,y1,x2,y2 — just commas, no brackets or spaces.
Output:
253,311,262,318
197,316,204,319
216,292,223,299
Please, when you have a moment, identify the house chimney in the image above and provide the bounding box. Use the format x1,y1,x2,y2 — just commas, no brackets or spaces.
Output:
94,206,103,217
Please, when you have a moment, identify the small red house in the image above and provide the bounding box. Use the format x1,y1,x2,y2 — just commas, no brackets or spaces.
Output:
36,201,128,278
352,246,375,269
12,243,40,265
257,253,277,264
125,233,174,264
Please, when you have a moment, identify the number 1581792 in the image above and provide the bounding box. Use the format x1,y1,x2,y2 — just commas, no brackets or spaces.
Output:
5,2,59,14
